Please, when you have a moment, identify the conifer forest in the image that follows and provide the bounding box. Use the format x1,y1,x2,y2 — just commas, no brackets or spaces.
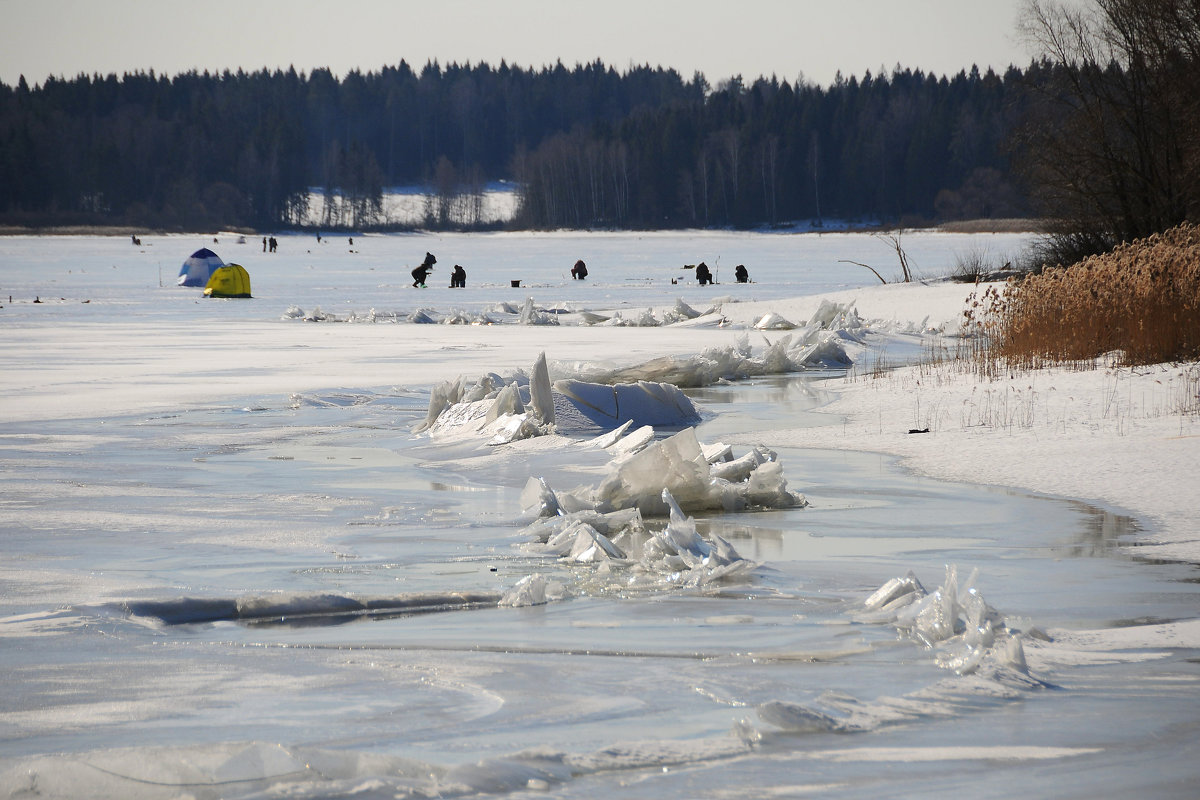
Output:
1,58,1046,231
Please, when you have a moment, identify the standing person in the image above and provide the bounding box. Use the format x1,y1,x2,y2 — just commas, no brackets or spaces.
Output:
571,259,588,280
411,252,437,287
449,264,467,288
269,237,277,253
263,237,267,252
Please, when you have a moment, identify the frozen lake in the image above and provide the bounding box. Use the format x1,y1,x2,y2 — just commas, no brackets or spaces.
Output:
1,230,1198,798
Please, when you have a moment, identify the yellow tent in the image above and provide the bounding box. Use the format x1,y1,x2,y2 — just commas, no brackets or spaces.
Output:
203,263,252,298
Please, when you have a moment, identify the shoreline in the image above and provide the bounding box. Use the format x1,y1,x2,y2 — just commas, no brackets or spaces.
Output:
737,359,1200,566
0,217,1045,238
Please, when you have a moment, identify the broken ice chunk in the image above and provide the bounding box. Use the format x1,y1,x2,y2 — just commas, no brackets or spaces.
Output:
499,574,549,607
565,521,626,563
594,428,711,515
552,379,700,429
864,570,927,610
709,449,767,483
587,420,634,449
528,352,556,427
754,312,797,330
653,488,711,562
519,477,561,520
486,381,525,424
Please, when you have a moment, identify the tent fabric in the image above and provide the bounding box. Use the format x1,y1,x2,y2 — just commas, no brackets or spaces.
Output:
203,263,252,298
178,248,224,287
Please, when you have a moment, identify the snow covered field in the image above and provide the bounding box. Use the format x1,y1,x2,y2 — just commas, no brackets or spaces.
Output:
1,230,1197,798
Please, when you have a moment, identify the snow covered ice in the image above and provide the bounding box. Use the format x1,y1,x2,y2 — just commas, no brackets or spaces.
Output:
1,230,1198,799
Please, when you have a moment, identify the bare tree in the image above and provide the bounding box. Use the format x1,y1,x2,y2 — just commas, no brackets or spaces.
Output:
1016,0,1200,261
838,231,914,283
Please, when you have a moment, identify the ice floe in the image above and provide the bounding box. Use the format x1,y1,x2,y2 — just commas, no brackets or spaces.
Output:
504,487,759,604
754,564,1049,736
498,428,804,603
856,565,1021,671
505,423,805,518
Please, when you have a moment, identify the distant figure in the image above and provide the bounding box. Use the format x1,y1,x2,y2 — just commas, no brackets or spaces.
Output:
262,237,267,252
734,264,748,283
412,251,437,287
348,237,354,247
317,233,322,243
571,259,588,280
696,262,713,285
449,264,467,288
131,235,141,246
268,236,278,253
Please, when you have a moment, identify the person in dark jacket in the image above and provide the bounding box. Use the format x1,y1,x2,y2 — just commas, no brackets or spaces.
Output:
734,264,748,283
412,252,437,287
449,264,467,288
696,262,713,285
571,259,588,279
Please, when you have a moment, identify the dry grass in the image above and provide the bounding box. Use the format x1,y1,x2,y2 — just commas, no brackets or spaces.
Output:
847,225,1200,438
937,218,1047,234
966,223,1200,369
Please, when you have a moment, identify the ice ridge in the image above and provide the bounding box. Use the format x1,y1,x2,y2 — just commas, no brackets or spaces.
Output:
753,565,1052,737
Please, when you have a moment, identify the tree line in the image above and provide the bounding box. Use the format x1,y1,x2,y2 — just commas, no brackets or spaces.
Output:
513,65,1035,229
2,0,1196,253
0,58,1030,231
0,60,706,230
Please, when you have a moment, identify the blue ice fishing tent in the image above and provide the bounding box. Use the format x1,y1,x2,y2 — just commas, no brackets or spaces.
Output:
177,248,224,287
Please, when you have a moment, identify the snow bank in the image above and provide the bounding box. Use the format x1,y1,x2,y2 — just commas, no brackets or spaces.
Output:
756,359,1200,562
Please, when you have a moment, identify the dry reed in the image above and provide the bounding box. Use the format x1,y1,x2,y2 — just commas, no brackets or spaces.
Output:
967,223,1200,368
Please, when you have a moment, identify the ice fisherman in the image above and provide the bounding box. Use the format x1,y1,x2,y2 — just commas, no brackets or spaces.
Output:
696,262,713,285
449,264,467,288
734,264,748,283
571,259,588,280
412,252,437,287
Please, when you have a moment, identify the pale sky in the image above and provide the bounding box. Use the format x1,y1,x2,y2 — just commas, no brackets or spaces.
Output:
1,0,1038,89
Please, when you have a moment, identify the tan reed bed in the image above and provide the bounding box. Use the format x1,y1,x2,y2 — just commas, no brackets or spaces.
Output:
967,223,1200,369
